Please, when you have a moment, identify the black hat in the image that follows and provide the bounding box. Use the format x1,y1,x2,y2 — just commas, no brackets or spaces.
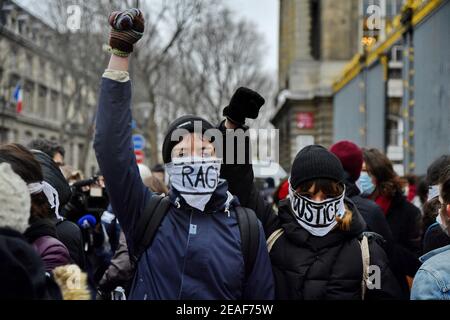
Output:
162,115,214,164
290,145,344,190
31,150,71,207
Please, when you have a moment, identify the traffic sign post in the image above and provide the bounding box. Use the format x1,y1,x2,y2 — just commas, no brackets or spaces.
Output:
132,134,146,151
135,150,145,164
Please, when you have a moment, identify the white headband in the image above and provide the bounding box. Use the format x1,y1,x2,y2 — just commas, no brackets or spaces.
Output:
428,185,440,202
28,181,62,220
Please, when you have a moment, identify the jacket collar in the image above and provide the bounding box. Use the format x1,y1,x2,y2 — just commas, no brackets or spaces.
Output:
420,244,450,263
24,218,58,243
168,179,239,214
344,177,361,198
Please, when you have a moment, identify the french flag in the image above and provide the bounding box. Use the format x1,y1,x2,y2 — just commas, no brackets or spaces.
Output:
13,84,23,114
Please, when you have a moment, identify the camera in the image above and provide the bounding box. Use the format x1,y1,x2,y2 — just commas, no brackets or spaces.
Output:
62,175,110,226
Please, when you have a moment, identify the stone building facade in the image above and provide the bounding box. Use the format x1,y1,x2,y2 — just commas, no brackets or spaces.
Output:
0,0,98,174
272,0,360,171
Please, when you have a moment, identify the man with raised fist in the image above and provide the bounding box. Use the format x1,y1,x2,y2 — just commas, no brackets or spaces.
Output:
94,8,274,300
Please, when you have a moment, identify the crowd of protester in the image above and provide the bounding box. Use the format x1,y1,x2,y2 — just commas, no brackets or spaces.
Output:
1,8,449,301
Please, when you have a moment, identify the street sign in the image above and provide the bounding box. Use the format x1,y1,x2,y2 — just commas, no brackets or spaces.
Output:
132,134,146,150
296,112,314,129
135,150,145,164
131,120,137,130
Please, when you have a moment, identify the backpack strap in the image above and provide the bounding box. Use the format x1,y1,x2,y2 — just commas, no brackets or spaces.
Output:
267,228,284,253
360,235,370,300
235,206,260,280
130,194,170,264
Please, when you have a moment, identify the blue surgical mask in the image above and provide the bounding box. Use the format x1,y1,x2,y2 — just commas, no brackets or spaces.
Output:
358,172,375,195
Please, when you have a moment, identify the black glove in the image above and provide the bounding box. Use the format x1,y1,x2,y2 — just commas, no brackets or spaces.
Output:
223,87,265,126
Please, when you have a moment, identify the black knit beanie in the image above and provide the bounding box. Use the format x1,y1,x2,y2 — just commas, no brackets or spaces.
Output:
162,115,215,164
290,145,345,190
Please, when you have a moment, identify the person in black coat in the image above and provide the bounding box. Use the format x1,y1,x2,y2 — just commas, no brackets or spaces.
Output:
330,141,394,245
361,148,422,296
0,228,63,300
226,144,402,299
0,145,72,272
423,223,450,254
422,155,450,254
29,149,86,270
0,162,62,299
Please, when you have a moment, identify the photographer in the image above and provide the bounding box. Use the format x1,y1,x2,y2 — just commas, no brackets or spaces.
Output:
63,174,112,285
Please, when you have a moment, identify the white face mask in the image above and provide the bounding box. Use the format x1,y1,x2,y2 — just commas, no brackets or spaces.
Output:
288,181,346,237
166,156,222,211
428,185,440,201
436,214,449,237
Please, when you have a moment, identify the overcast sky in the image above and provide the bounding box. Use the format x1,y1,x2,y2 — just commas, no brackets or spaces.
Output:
225,0,279,73
16,0,279,72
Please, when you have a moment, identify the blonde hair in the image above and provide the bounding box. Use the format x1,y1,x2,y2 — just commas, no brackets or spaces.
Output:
53,265,90,300
336,205,353,231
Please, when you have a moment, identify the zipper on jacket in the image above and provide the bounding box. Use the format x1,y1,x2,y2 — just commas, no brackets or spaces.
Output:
177,209,193,300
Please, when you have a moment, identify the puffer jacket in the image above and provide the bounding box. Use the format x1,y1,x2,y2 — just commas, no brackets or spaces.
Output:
217,117,402,299
0,227,62,300
267,199,402,300
24,219,71,272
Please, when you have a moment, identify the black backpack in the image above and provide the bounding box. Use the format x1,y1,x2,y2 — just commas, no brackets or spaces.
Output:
130,195,260,279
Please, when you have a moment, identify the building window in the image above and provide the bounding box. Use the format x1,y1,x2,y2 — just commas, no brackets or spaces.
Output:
391,45,403,62
9,16,17,32
388,68,402,79
23,81,34,115
38,85,47,117
51,90,58,120
310,0,321,60
24,131,33,145
24,53,32,73
0,128,8,143
18,19,24,34
62,95,69,122
387,115,403,147
387,0,404,17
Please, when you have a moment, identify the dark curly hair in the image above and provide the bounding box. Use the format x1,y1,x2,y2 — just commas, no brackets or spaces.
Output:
362,148,403,198
439,165,450,206
427,155,450,186
28,138,65,159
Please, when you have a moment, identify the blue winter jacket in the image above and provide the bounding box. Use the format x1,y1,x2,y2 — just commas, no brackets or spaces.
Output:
94,77,274,300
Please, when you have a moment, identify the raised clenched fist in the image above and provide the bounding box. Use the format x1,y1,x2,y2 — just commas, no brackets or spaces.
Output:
108,8,145,57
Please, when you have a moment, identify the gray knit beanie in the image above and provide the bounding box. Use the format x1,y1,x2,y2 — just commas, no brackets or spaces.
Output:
0,163,30,233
